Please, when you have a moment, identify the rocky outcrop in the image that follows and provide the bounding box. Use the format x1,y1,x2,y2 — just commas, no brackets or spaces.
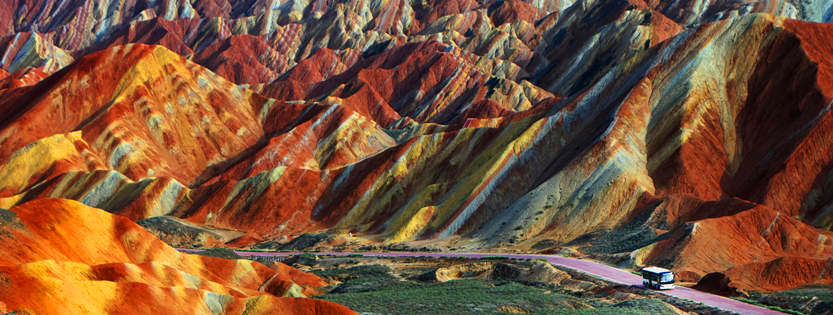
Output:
643,0,833,25
693,273,742,297
650,204,833,291
137,216,243,248
0,32,73,74
414,260,596,291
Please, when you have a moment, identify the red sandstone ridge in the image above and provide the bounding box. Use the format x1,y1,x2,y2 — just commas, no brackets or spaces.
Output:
0,198,356,314
0,43,267,184
646,203,833,291
487,0,545,26
194,34,288,84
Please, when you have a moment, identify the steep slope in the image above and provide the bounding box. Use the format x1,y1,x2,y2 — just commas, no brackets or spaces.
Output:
0,131,105,196
1,0,824,92
0,43,396,223
194,34,288,84
646,204,833,291
0,198,355,314
643,0,833,25
0,43,266,184
0,32,73,74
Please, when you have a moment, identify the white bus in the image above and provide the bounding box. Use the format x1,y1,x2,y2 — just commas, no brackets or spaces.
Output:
641,266,675,290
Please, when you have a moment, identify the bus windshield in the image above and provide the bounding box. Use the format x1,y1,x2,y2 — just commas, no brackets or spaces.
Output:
660,272,674,283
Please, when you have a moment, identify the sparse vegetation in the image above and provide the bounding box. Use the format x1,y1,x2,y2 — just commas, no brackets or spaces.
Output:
739,285,833,315
194,247,243,259
304,257,730,315
311,264,394,280
732,297,807,315
316,277,664,315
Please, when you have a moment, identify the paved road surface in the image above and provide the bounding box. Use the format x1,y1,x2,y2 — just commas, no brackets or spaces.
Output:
181,249,784,314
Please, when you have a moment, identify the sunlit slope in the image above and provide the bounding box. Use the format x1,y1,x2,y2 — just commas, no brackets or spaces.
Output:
0,198,356,314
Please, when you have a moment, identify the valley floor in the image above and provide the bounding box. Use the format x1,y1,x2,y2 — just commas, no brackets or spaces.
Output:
190,249,820,314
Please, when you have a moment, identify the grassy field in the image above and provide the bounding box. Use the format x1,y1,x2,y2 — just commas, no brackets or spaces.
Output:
312,265,682,315
732,297,806,315
744,284,833,315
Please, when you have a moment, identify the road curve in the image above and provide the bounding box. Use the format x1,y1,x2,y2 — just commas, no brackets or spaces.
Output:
180,249,784,315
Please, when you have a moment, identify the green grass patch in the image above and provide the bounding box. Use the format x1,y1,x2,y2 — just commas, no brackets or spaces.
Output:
318,277,672,314
733,297,807,315
773,285,833,301
311,264,394,280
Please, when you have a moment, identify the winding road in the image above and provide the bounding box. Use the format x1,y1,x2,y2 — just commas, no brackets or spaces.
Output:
183,249,784,314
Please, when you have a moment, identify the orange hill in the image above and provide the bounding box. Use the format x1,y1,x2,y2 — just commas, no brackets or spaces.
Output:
0,198,355,315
